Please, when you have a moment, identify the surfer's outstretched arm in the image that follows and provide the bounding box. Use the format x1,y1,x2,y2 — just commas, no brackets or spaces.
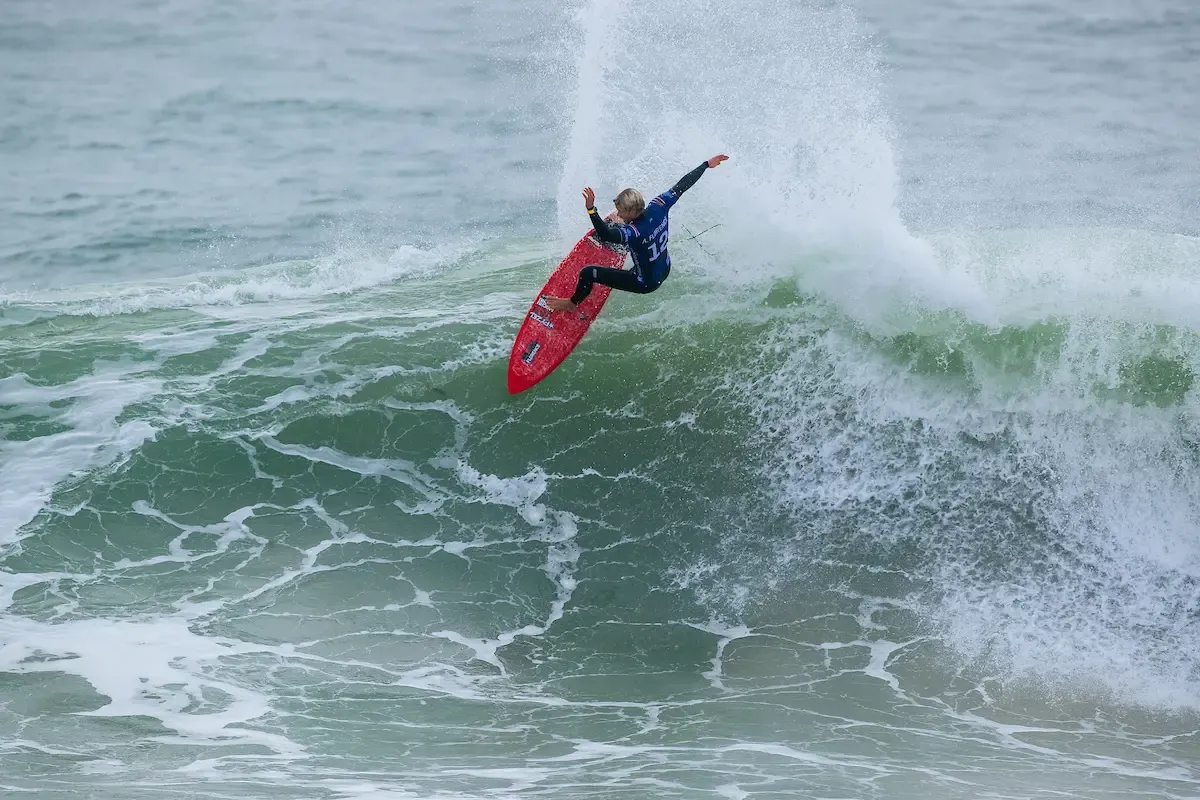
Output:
656,154,730,207
669,162,709,198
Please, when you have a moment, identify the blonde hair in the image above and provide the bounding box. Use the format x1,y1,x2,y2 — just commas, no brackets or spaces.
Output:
613,188,646,218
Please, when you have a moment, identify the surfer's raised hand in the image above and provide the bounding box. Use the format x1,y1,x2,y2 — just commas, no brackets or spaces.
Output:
707,154,729,168
582,187,596,209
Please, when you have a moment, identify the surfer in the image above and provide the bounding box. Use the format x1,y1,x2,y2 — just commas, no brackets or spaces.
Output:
544,154,730,312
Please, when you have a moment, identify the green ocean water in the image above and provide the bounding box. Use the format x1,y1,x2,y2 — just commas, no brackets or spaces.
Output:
4,0,1200,798
4,231,1200,798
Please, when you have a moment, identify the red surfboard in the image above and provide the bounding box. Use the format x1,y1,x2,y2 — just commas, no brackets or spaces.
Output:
507,231,627,393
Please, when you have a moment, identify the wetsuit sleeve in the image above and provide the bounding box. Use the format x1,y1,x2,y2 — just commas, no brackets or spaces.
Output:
588,210,633,244
654,162,709,209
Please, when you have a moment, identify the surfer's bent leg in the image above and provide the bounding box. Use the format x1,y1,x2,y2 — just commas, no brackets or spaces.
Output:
570,266,659,305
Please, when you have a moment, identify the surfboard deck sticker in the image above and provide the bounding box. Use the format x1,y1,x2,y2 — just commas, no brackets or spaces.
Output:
507,231,627,394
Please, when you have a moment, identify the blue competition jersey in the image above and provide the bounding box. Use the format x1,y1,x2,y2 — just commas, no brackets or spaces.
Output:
585,161,711,287
612,189,680,285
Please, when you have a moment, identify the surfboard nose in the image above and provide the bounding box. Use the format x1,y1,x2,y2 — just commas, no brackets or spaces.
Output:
507,372,534,394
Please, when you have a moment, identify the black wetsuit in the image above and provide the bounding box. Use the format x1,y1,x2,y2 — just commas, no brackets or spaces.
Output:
569,162,710,305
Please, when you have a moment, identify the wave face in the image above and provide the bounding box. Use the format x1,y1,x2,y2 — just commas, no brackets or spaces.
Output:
2,0,1200,797
3,224,1200,797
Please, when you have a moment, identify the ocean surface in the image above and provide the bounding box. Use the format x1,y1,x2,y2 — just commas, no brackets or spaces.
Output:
2,1,1200,798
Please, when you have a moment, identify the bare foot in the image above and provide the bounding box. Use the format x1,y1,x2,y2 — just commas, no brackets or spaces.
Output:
544,296,576,312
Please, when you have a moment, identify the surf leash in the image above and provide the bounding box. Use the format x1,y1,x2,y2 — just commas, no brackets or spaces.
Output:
680,223,722,259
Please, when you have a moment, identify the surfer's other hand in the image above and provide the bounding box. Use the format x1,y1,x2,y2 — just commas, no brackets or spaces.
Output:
582,187,596,209
707,154,729,168
545,296,577,312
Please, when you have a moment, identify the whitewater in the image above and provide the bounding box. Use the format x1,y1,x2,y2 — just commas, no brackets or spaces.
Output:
2,0,1199,798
